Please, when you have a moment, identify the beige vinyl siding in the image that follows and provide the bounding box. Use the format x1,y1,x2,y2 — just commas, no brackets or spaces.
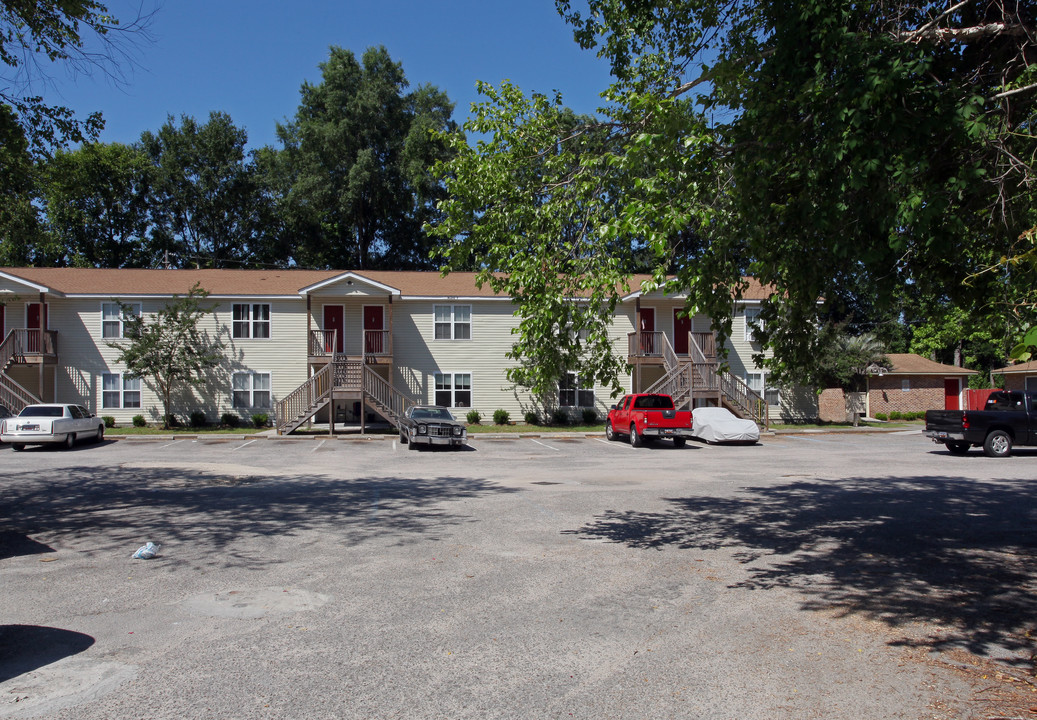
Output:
44,296,309,425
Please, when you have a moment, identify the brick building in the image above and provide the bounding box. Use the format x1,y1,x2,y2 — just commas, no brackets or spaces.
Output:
992,359,1037,392
867,354,977,415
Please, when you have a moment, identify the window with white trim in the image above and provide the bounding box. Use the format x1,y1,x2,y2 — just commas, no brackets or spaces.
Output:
559,372,594,407
434,305,471,340
434,372,472,407
746,372,779,406
102,372,141,408
101,302,141,339
744,307,763,343
232,372,272,408
232,303,271,339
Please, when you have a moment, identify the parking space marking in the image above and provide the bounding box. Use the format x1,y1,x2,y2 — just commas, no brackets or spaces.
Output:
530,439,560,452
312,440,327,452
158,439,187,450
231,438,259,452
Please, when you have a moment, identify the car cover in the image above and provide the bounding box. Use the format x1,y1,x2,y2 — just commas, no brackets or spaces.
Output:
691,407,760,443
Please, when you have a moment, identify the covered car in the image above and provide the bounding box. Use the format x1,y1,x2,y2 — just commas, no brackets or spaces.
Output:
690,407,759,444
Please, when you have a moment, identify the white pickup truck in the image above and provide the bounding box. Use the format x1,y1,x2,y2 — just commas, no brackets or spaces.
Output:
1,404,106,451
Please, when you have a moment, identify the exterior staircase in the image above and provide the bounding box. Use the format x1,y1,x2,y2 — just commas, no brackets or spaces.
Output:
275,356,412,435
1,330,44,413
644,332,769,428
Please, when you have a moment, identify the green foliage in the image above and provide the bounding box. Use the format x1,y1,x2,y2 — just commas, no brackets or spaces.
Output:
551,408,570,426
1010,326,1037,362
581,408,599,425
811,329,889,391
40,142,153,267
524,411,539,425
889,411,903,421
101,415,116,428
493,408,510,425
250,413,269,428
107,284,225,429
189,410,207,428
141,112,272,268
221,412,240,428
272,46,456,269
874,412,888,421
132,414,146,427
465,409,481,424
433,0,1037,388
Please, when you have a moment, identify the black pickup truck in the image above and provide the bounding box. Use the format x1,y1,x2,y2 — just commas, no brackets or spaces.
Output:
924,390,1037,457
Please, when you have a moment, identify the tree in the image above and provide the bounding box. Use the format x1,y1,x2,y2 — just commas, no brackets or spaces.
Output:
141,112,271,269
0,1,151,155
107,284,225,429
40,142,153,267
814,330,889,426
273,45,456,269
0,104,49,264
431,1,1037,394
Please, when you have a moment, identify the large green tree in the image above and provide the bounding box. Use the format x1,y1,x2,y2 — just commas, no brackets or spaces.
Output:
141,112,270,268
272,45,455,269
40,141,153,267
432,0,1037,396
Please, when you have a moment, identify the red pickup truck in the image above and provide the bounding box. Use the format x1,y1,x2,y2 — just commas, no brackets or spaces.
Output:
606,393,694,448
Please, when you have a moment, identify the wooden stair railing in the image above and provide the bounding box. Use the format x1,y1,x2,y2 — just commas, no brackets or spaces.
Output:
362,365,411,427
0,331,44,413
718,370,768,428
645,334,693,408
276,363,333,435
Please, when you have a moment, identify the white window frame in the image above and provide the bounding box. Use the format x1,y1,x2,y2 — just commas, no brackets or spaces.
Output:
232,371,272,409
232,303,271,340
101,302,141,339
744,307,763,343
559,372,595,408
433,371,472,408
902,379,910,392
433,305,471,341
746,371,779,407
102,372,141,409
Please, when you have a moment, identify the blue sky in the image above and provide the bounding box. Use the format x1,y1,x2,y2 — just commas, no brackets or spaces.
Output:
45,0,616,150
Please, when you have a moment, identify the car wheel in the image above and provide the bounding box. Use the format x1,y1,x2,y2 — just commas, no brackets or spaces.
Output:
605,420,616,441
630,424,643,448
12,444,24,452
407,438,417,451
64,433,75,450
983,430,1012,458
945,441,969,455
673,437,687,449
96,424,105,443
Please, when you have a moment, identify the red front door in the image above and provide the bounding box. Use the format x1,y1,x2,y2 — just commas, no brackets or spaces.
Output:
323,306,344,354
26,303,47,353
673,310,691,355
364,306,384,354
640,307,655,354
944,378,960,410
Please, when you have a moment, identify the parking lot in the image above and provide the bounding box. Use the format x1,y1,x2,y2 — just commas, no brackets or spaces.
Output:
2,431,1036,719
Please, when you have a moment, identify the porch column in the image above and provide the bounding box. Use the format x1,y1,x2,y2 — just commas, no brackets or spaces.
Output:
38,292,45,401
634,298,642,393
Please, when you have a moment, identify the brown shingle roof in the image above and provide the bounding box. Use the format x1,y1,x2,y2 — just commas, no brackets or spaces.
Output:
992,359,1037,374
885,353,977,375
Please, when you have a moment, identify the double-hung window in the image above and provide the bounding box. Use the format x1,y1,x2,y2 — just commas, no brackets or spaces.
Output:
232,372,272,409
434,372,472,408
232,303,271,339
744,307,763,343
559,372,594,407
434,305,471,340
101,302,141,339
102,372,141,408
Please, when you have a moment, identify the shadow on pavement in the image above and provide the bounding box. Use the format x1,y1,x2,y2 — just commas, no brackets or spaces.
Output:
567,475,1037,662
0,625,94,683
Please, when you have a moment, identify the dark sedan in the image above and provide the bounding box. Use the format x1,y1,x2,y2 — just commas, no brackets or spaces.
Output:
399,406,467,450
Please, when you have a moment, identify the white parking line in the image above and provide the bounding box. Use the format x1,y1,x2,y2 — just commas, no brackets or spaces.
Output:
311,440,326,452
530,439,560,452
158,439,186,450
231,438,259,452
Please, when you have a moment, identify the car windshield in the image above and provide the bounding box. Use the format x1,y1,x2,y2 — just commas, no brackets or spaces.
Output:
411,408,454,421
19,406,64,418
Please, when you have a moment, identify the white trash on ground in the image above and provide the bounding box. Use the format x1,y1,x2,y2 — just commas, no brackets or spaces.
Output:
131,542,160,559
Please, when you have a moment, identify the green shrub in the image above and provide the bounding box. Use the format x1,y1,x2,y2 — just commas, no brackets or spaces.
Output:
221,412,240,428
889,411,903,421
581,408,598,425
874,412,888,421
165,413,182,428
132,414,147,427
551,408,569,426
101,415,116,428
466,409,481,424
189,410,207,428
493,409,510,425
251,413,270,428
524,411,539,425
